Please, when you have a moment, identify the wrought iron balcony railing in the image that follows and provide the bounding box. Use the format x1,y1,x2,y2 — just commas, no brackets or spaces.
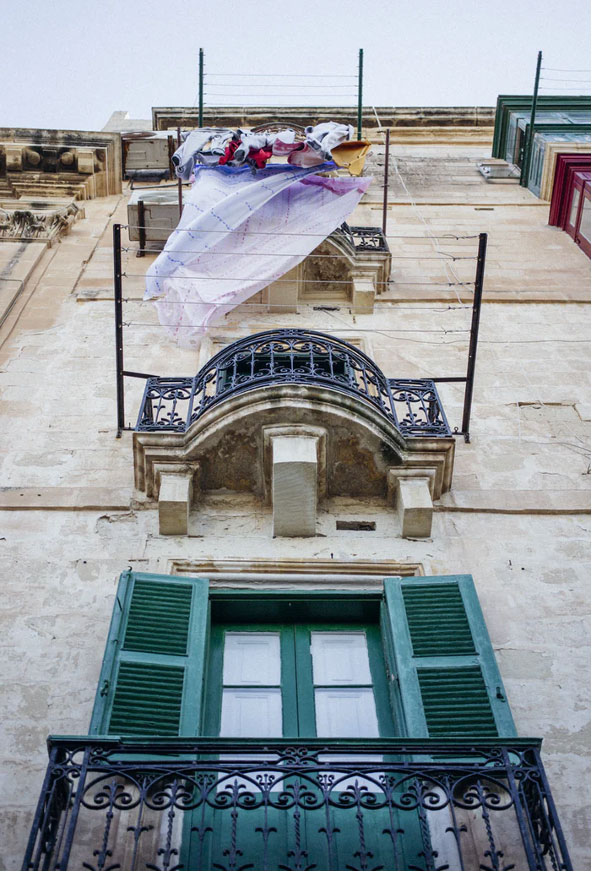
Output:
136,329,451,437
23,737,571,871
338,223,389,253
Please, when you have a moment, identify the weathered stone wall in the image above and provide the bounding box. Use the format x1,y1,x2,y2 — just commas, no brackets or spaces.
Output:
0,140,589,870
152,105,496,131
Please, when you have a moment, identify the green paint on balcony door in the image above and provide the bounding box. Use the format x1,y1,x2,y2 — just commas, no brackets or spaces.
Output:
184,620,422,871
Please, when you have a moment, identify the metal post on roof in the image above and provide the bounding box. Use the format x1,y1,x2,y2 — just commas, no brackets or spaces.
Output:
357,48,364,140
461,232,487,442
521,50,542,187
199,48,204,128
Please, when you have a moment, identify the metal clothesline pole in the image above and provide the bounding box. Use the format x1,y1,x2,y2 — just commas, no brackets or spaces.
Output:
522,50,542,187
176,127,183,218
460,232,488,441
382,129,390,234
198,48,204,127
357,48,364,140
112,224,487,438
113,223,125,438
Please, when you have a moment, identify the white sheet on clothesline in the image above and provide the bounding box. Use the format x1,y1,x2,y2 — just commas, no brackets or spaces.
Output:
144,164,371,346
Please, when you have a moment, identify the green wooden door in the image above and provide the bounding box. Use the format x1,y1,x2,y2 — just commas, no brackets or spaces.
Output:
91,574,515,870
186,621,419,870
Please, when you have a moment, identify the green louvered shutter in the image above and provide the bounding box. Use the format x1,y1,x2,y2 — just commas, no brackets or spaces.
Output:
383,575,516,738
89,572,209,736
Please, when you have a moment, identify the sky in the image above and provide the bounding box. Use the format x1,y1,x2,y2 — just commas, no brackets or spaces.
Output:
2,0,590,131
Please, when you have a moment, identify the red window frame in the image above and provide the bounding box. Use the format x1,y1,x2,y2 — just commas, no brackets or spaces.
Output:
570,175,591,257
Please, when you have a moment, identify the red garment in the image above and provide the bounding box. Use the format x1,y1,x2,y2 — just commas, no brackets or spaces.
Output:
219,139,240,165
247,146,273,169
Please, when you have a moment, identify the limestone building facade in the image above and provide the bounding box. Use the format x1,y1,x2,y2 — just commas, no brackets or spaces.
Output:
0,110,590,870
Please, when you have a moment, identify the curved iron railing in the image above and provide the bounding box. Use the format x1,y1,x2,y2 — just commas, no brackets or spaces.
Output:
339,223,389,253
23,737,572,871
136,329,450,437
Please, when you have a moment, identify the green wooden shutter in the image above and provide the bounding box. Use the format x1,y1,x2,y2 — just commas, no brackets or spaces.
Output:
89,571,209,736
382,574,516,738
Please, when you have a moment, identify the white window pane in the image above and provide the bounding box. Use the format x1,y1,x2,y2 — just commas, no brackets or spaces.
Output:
579,197,591,242
315,688,379,738
569,188,581,226
222,632,281,686
310,632,372,685
220,689,282,737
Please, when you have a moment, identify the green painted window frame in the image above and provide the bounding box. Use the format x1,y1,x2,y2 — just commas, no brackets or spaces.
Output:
90,573,516,741
383,574,516,738
203,621,395,738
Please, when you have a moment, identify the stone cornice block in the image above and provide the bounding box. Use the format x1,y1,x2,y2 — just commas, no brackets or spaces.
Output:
262,424,327,503
271,434,319,538
155,463,198,536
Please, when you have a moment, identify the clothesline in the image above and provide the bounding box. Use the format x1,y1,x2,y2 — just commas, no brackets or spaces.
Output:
205,73,358,79
125,273,473,285
122,224,481,240
539,77,591,83
123,321,471,334
121,246,477,261
124,248,476,261
121,299,474,309
204,83,358,90
141,130,477,345
541,67,590,72
201,94,360,99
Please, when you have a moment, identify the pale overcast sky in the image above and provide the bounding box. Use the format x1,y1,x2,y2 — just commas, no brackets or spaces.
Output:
2,0,590,131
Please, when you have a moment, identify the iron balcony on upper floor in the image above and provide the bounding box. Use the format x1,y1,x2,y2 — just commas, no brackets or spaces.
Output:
23,736,572,871
135,328,451,440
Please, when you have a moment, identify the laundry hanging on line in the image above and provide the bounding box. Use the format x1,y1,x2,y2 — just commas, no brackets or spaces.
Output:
171,122,368,176
144,162,372,346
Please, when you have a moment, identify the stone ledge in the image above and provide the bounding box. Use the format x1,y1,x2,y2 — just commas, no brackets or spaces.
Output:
436,490,591,514
0,487,131,510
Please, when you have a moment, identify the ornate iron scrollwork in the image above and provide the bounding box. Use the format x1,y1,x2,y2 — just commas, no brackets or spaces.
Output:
23,739,572,871
135,330,450,439
335,223,389,253
388,379,452,437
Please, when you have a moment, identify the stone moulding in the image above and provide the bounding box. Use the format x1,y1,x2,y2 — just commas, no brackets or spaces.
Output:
133,383,455,537
0,128,122,198
0,201,81,243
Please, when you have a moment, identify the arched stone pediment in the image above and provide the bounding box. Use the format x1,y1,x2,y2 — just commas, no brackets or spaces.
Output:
132,329,454,538
134,382,407,501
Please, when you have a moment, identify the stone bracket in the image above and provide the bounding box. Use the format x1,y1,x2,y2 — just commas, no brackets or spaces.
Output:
262,424,327,503
265,264,301,313
351,269,376,314
271,434,319,538
154,462,199,536
388,468,436,539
